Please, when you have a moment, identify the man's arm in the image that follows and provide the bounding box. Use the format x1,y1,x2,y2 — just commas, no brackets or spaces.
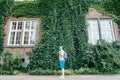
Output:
59,51,63,56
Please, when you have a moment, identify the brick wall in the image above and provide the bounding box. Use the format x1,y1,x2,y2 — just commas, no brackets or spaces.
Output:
85,8,120,40
3,17,40,54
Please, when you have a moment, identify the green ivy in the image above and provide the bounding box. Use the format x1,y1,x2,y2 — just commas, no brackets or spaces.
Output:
89,0,120,28
1,0,120,73
12,2,40,17
29,0,88,70
103,0,120,28
0,0,14,55
84,40,120,72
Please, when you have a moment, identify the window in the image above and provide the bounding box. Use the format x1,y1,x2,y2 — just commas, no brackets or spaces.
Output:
8,20,37,46
87,19,115,44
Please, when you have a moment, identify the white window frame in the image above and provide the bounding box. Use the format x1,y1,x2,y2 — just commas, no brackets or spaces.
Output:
87,18,116,44
7,19,37,47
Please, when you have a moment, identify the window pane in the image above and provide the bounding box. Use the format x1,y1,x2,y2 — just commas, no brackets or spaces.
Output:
24,32,29,44
101,30,114,42
9,32,15,44
30,31,35,44
25,21,30,30
31,21,37,29
12,22,17,30
87,20,100,44
100,19,115,42
17,22,23,30
92,33,99,44
100,20,112,29
87,20,99,30
9,20,37,46
15,32,21,44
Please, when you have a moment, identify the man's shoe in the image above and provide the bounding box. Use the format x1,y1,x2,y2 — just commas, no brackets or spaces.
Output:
59,75,65,79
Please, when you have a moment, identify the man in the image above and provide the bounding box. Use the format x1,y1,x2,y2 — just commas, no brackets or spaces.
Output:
59,46,65,78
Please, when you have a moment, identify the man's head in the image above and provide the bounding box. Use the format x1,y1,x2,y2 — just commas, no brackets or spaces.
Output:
59,46,63,50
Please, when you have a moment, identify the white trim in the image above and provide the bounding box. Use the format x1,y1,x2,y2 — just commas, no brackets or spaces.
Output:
7,21,12,45
112,21,118,40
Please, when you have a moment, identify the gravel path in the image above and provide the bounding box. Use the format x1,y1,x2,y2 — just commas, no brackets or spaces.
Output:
0,75,120,80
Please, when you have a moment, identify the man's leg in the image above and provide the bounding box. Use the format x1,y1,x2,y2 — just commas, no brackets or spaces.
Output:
62,68,64,76
60,60,65,78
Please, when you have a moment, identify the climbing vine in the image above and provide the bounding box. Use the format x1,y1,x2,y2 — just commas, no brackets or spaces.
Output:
1,0,120,73
0,0,14,54
29,0,88,70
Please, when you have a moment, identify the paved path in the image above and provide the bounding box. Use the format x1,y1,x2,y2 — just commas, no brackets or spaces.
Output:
0,75,120,80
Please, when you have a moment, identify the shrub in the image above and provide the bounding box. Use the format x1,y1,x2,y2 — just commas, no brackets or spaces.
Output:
0,69,21,75
74,68,100,74
13,70,21,75
1,51,22,72
29,69,57,75
65,70,74,75
29,69,74,75
91,40,120,72
77,40,120,73
0,51,29,74
29,68,100,75
0,69,12,75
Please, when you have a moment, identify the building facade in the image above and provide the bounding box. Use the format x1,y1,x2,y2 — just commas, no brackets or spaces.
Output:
3,1,120,54
86,8,120,44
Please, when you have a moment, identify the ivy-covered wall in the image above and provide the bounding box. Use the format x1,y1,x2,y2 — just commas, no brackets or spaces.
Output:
12,2,40,17
1,0,120,73
103,0,120,28
26,0,89,70
11,0,89,70
89,0,120,28
0,0,14,54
